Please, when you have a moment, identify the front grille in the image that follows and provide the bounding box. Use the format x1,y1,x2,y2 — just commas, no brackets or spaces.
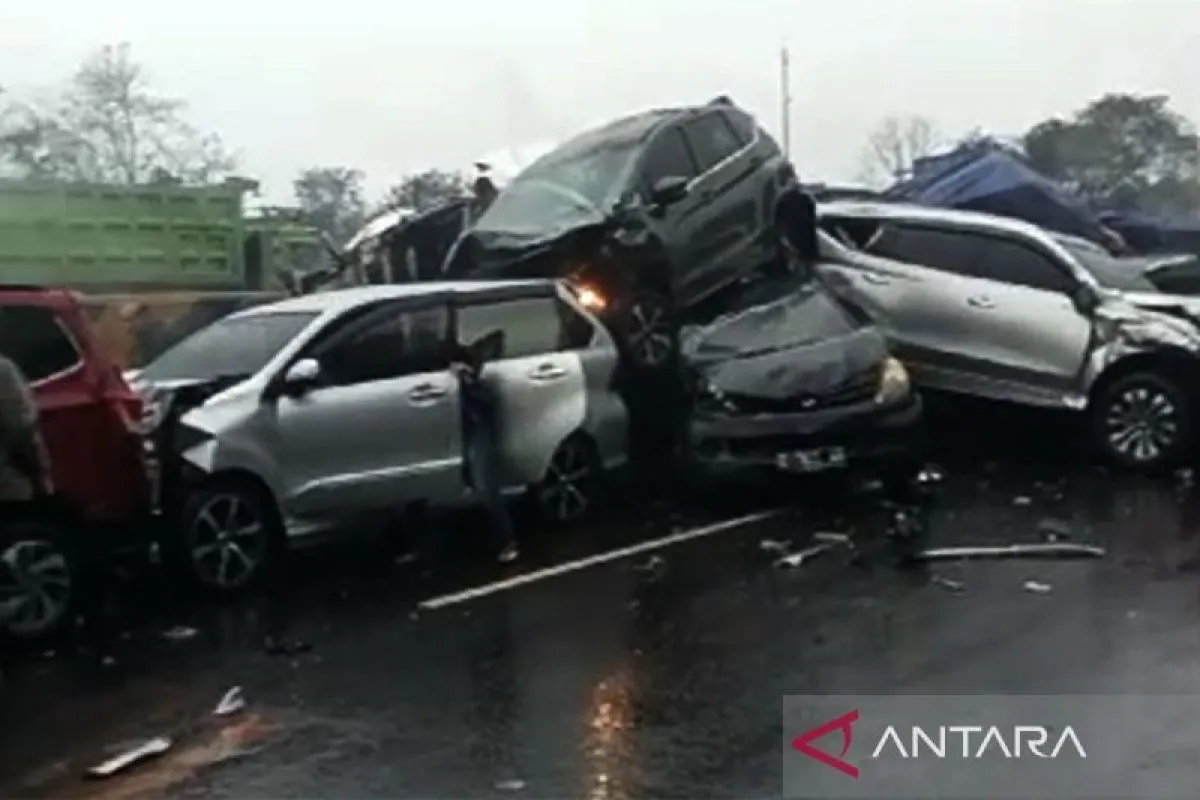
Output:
725,368,877,414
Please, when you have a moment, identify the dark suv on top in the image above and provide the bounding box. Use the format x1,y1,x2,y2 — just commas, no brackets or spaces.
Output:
444,97,797,372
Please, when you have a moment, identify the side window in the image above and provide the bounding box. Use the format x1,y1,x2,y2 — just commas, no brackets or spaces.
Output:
320,304,447,386
867,225,985,277
639,127,698,189
721,109,757,146
0,305,81,382
682,112,744,173
975,238,1076,293
457,296,562,360
557,299,595,350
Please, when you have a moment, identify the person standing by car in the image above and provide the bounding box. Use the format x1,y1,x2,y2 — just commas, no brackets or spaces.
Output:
0,351,50,502
449,338,519,564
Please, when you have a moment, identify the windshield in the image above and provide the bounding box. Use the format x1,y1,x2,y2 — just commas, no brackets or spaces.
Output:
474,142,640,236
1058,239,1156,292
141,311,317,383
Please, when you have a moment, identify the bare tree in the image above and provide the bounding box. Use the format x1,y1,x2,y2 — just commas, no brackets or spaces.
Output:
293,166,367,243
0,44,236,184
861,115,938,184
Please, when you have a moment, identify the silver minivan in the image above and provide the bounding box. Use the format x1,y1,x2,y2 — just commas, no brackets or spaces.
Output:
133,280,628,591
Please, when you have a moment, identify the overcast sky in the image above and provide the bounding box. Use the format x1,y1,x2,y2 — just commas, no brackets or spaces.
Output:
2,0,1197,204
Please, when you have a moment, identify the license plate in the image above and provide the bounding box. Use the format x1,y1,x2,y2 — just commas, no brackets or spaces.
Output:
776,447,847,473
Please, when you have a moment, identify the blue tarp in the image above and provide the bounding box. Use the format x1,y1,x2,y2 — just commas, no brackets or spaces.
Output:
1098,208,1200,254
884,145,1112,244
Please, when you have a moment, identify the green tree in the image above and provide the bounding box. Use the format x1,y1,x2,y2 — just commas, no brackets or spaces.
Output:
1023,94,1200,214
381,169,468,212
0,44,235,184
293,166,366,243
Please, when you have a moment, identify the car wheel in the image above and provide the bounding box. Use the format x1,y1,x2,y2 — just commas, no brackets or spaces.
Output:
1091,371,1192,470
173,480,284,594
614,292,677,373
0,520,80,644
534,435,601,524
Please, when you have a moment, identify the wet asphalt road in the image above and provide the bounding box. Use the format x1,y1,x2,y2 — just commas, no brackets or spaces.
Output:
5,397,1200,799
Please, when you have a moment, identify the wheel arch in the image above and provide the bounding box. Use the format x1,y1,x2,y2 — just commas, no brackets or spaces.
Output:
189,468,286,532
1088,347,1200,409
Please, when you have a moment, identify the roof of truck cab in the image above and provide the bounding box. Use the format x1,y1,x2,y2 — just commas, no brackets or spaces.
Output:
234,280,556,316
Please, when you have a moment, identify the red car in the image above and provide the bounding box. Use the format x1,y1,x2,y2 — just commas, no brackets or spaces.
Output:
0,285,156,642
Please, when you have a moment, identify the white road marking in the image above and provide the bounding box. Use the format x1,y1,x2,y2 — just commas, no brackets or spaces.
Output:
418,508,784,610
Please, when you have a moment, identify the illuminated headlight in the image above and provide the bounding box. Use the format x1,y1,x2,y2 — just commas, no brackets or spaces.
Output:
875,357,911,404
576,285,607,311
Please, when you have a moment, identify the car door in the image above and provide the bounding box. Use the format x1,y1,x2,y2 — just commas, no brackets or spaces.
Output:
676,111,757,300
635,126,702,293
452,287,587,487
952,234,1093,403
273,299,461,520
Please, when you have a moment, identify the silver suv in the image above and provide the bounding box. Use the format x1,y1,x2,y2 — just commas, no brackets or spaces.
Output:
134,280,628,591
815,201,1200,471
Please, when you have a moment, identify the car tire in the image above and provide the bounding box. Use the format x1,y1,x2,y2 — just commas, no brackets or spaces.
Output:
169,478,285,596
611,291,678,374
534,434,602,525
1090,371,1193,471
0,518,81,645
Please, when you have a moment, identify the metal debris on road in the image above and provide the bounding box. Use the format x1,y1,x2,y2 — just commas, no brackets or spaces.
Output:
214,686,246,717
1013,496,1033,506
86,737,172,779
162,625,199,642
916,542,1106,561
931,575,965,593
1023,580,1053,594
495,778,527,791
775,539,847,569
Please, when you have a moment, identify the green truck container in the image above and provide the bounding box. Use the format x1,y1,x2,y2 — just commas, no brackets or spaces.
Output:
0,177,292,290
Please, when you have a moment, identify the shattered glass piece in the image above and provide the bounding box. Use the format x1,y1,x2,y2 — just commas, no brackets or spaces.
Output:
931,575,965,593
774,539,846,569
1023,580,1053,594
162,625,199,642
495,778,527,791
1013,496,1033,506
759,538,790,554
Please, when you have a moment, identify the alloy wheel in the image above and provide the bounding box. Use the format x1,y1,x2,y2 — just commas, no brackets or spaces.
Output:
537,439,596,523
625,299,674,369
0,537,72,638
188,493,269,589
1103,384,1180,464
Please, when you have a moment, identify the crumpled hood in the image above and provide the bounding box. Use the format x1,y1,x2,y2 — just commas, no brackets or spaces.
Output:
1095,290,1200,353
684,285,888,401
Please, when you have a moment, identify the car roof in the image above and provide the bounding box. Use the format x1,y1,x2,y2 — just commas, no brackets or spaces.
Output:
817,200,1050,240
233,280,556,317
537,100,741,163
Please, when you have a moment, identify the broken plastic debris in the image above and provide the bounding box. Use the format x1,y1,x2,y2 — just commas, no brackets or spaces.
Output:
775,539,846,569
916,543,1105,562
1036,517,1073,542
932,575,965,593
86,737,172,778
1023,580,1053,594
759,538,790,554
495,778,527,791
162,625,198,642
213,686,246,717
1013,496,1033,506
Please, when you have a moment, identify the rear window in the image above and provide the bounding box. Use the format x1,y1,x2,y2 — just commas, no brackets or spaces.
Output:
0,304,82,382
141,311,317,383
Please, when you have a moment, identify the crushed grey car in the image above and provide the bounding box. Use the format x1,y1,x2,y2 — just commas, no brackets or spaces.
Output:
134,280,628,592
815,201,1200,470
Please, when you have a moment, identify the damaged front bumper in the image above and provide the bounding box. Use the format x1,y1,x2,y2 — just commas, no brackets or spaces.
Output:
686,392,924,477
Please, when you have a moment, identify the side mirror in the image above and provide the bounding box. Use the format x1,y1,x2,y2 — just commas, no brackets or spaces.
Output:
1072,283,1099,314
648,176,690,208
282,358,321,394
778,190,819,262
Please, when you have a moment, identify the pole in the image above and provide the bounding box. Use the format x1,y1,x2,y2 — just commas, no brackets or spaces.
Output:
780,46,792,159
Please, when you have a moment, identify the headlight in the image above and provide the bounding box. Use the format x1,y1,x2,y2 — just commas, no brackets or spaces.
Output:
567,279,607,311
875,357,911,404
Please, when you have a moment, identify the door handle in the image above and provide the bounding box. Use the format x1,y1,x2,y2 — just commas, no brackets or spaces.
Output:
407,383,447,403
966,295,995,310
528,363,567,381
861,272,890,285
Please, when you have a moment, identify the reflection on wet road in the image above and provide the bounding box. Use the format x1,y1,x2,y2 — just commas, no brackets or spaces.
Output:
6,398,1200,798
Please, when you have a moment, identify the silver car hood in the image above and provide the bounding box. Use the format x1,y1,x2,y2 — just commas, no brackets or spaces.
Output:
1089,290,1200,363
